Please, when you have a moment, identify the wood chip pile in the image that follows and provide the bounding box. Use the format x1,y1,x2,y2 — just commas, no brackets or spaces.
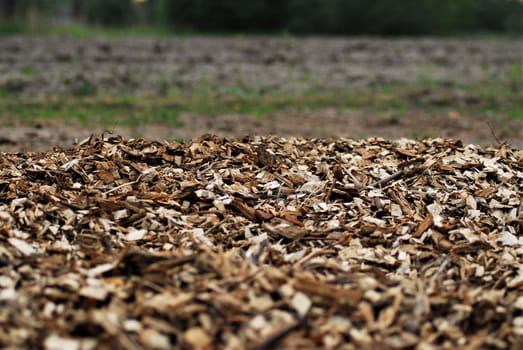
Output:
1,134,523,349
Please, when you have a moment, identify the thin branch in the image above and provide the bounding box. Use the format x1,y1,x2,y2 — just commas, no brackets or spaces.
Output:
486,121,503,146
368,169,403,188
367,163,426,189
323,180,336,202
103,174,143,196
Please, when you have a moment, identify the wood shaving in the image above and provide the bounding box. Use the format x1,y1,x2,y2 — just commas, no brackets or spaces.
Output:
0,134,522,349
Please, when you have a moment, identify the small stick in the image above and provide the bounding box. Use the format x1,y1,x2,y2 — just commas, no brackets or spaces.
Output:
205,218,227,235
323,180,336,202
103,174,143,196
368,169,403,188
486,121,503,146
367,164,425,189
197,161,218,176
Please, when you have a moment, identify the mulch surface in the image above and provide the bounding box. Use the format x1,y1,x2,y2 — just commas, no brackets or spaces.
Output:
1,134,523,349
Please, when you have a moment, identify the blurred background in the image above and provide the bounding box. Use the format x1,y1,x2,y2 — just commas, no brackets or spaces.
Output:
0,0,522,151
1,0,522,35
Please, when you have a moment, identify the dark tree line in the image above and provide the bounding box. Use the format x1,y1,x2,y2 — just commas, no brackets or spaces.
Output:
162,0,523,35
1,0,522,35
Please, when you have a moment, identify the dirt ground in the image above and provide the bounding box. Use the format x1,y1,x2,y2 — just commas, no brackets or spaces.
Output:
2,36,521,95
0,108,522,152
0,36,522,151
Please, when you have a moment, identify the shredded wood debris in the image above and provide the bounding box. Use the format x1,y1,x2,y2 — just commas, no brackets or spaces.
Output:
1,134,523,349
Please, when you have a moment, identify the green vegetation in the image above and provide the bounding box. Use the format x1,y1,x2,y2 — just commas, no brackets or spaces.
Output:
1,0,522,37
20,66,35,76
0,22,173,37
0,81,521,129
509,62,523,92
0,99,184,127
0,21,23,35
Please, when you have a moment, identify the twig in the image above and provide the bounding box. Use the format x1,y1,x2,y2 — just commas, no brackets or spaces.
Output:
197,161,218,176
205,218,227,235
367,164,425,189
299,236,339,241
368,169,403,188
103,174,143,195
429,256,450,283
323,180,336,202
251,239,267,264
486,121,503,146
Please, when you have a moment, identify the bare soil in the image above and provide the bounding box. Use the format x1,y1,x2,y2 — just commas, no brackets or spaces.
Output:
0,36,522,151
2,36,521,96
1,108,521,152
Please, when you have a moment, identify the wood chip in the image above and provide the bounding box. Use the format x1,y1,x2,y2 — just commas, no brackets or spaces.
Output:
0,135,522,349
